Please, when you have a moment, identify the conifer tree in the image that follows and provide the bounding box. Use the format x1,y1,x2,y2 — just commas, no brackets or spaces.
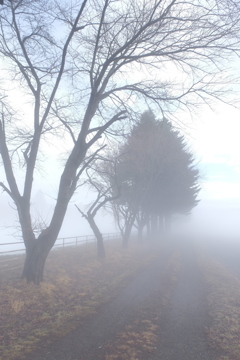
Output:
113,110,200,241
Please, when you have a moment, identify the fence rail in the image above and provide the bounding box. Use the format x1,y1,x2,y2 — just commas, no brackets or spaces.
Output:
0,232,121,278
0,232,120,256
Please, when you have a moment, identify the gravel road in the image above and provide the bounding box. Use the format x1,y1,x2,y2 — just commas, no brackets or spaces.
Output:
23,239,217,360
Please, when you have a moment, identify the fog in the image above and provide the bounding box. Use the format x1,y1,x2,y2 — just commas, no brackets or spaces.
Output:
1,97,240,254
171,198,240,240
0,191,118,252
1,189,240,254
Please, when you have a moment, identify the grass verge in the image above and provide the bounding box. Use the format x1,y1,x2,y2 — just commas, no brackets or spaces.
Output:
0,241,159,360
198,253,240,360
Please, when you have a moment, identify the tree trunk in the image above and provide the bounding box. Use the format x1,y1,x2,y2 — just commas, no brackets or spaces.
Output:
151,214,158,240
137,222,145,243
87,216,105,258
21,239,52,285
122,225,132,248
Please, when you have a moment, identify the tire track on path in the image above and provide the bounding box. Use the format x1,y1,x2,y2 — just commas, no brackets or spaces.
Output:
155,239,216,360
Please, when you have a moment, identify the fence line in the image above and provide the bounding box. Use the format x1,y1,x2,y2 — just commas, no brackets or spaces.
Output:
0,232,121,277
0,232,121,256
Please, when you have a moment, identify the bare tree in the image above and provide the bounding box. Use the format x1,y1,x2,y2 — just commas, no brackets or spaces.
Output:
0,0,240,283
134,210,148,242
113,203,137,248
75,159,119,258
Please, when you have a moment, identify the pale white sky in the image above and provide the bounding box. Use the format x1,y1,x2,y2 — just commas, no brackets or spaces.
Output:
189,104,240,200
179,103,240,236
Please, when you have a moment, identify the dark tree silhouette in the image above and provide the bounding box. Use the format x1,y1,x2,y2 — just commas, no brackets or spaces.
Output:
112,110,200,243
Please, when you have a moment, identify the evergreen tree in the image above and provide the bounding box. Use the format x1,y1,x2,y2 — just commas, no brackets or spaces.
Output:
114,110,200,239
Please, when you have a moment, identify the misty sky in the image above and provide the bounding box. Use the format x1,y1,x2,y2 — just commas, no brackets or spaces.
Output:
190,105,240,200
182,102,240,236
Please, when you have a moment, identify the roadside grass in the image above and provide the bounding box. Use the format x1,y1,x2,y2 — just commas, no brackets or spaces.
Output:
198,253,240,360
0,240,159,360
104,251,182,360
0,253,25,282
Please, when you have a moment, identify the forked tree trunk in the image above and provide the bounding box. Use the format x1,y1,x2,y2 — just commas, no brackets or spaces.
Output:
122,214,136,248
21,239,52,285
87,216,105,258
19,136,88,284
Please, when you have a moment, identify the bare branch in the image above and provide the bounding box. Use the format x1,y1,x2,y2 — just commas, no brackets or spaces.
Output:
0,182,14,199
75,204,87,219
86,110,128,148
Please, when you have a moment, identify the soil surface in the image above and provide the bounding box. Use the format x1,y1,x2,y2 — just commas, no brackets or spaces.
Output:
23,238,218,360
155,239,214,360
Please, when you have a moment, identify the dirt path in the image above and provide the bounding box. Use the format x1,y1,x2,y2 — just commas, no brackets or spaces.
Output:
23,239,216,360
155,240,215,360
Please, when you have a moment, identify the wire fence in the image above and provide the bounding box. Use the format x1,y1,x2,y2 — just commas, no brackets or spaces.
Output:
0,232,121,276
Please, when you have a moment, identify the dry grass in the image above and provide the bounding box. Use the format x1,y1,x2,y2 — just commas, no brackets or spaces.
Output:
0,253,25,282
0,241,158,360
198,253,240,360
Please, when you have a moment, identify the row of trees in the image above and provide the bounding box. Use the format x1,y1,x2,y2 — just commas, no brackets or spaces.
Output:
0,0,240,283
113,110,200,245
78,110,200,255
